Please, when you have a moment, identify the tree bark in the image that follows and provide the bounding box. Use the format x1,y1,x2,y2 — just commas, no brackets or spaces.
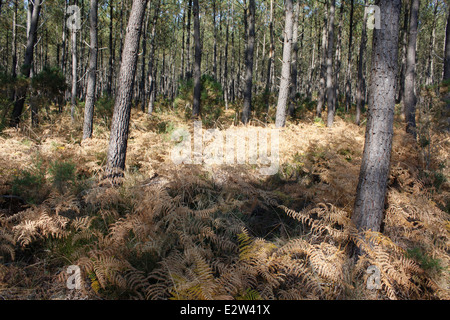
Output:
443,4,450,82
397,2,410,106
192,0,202,118
355,0,368,126
275,0,294,128
10,0,41,127
316,2,328,118
106,0,148,179
264,0,274,113
404,0,420,139
344,0,354,113
71,23,78,121
288,1,300,118
146,0,161,115
107,0,114,96
241,0,255,124
352,0,401,241
326,0,336,128
186,0,192,78
426,0,438,87
82,0,99,140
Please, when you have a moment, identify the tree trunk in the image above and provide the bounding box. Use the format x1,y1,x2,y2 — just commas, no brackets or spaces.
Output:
404,0,419,139
443,4,450,82
344,0,354,113
82,0,98,140
186,0,192,78
326,0,336,128
212,0,217,80
265,0,274,113
355,0,368,126
224,7,230,110
10,0,41,127
241,0,255,124
275,0,294,128
397,2,410,106
352,0,401,242
139,4,149,111
71,26,77,120
288,1,300,118
107,0,114,96
443,2,450,131
106,0,148,179
192,0,202,118
316,2,328,118
426,0,438,87
146,0,161,114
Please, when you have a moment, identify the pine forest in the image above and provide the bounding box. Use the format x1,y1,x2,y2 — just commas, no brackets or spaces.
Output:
0,0,449,301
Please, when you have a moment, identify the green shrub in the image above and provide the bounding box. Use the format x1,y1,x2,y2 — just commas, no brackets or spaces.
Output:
48,160,77,193
95,95,115,127
11,160,47,204
174,75,224,127
406,247,444,274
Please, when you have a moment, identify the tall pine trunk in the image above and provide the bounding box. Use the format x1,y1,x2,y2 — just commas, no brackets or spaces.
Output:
10,0,41,127
443,5,450,82
146,0,161,115
71,27,78,120
288,1,300,118
264,0,274,114
275,0,294,128
192,0,201,118
344,0,354,113
355,0,368,126
241,0,255,124
326,0,336,128
352,0,401,243
82,0,98,140
106,0,148,179
404,0,419,138
316,2,328,118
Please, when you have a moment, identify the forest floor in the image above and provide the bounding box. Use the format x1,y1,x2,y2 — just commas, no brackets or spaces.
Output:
0,106,449,300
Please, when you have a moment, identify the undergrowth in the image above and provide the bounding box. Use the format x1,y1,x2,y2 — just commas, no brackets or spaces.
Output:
0,106,448,300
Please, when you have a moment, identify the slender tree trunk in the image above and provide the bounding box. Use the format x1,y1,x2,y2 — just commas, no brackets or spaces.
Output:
186,0,192,78
224,8,230,110
106,0,148,179
241,0,255,124
10,0,18,106
352,0,401,243
404,0,419,138
71,26,78,120
107,0,114,96
288,1,300,118
443,2,450,130
355,0,368,126
444,5,450,82
192,0,201,118
344,0,354,112
397,2,410,106
212,0,217,80
275,0,294,128
326,0,336,128
82,0,98,140
147,0,161,114
426,0,438,87
316,2,328,118
11,0,17,79
265,0,274,113
10,0,41,127
139,4,149,111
